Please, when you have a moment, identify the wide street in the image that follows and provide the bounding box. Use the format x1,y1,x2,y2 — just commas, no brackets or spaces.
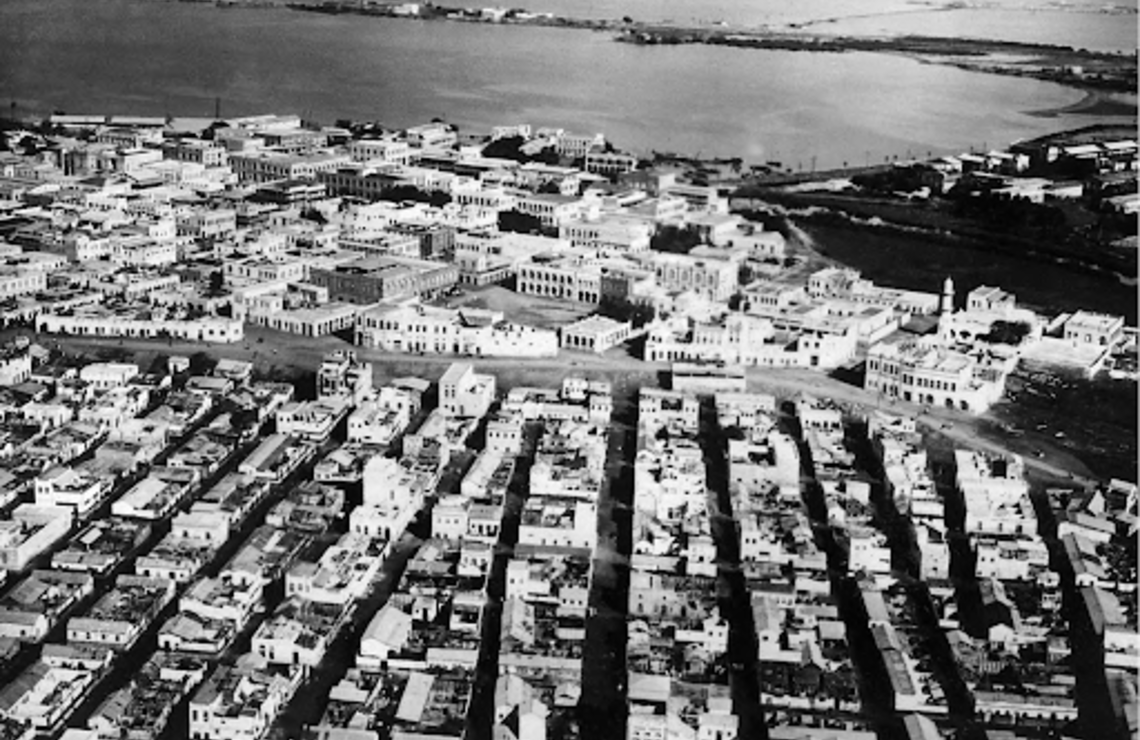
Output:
6,322,1101,489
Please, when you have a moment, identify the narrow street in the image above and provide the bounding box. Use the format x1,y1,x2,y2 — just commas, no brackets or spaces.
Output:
699,397,765,739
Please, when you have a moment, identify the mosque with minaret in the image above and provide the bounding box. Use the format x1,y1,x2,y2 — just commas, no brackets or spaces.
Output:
862,274,1026,414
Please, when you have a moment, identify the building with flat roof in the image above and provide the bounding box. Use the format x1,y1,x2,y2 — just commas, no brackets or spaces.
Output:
229,151,350,184
1064,310,1125,348
0,505,74,572
285,532,384,607
309,255,458,305
559,314,631,353
865,335,1015,413
359,301,560,358
52,517,149,576
439,362,496,420
66,575,176,650
0,648,113,735
188,658,303,740
112,468,198,520
88,653,208,740
0,569,94,642
649,252,738,302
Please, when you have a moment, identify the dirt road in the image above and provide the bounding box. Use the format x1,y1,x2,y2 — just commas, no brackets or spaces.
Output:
9,324,1101,486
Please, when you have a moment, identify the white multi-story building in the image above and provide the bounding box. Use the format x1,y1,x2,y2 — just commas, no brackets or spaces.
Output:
78,362,140,390
649,252,738,302
584,149,638,176
807,267,941,317
865,336,1014,413
405,122,457,150
347,137,412,165
275,398,350,442
559,216,651,253
515,254,606,304
355,302,559,358
510,191,590,228
352,455,429,540
955,449,1035,537
285,532,383,607
432,496,470,542
0,268,47,300
228,151,350,183
517,498,597,552
638,388,699,434
0,505,74,572
646,312,858,370
554,132,605,159
1064,310,1124,348
439,362,496,420
0,351,32,387
33,466,111,516
915,523,950,581
849,529,892,574
188,661,302,740
346,399,409,446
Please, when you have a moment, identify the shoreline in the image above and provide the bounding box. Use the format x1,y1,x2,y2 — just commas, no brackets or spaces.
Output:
265,0,1139,96
1026,88,1139,118
157,0,1140,96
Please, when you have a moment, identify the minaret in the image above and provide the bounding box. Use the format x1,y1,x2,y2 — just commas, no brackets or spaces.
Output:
940,276,955,316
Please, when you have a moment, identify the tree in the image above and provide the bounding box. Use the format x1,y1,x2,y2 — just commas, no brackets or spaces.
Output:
650,224,702,254
497,209,543,235
481,135,527,162
978,320,1031,346
597,296,655,328
529,146,562,166
738,263,757,286
207,271,225,297
378,184,452,208
301,207,327,225
200,120,227,141
188,351,214,376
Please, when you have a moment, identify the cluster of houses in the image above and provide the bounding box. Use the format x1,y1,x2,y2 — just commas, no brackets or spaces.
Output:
0,113,787,362
0,344,446,740
907,132,1138,214
0,336,1129,738
0,113,1133,411
866,407,1135,736
625,386,738,737
721,392,862,716
0,111,1134,740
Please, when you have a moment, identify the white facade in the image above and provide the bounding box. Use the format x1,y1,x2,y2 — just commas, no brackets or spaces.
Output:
355,302,559,358
38,313,244,343
439,362,496,419
0,506,75,571
517,499,597,552
865,336,1013,414
189,662,301,740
